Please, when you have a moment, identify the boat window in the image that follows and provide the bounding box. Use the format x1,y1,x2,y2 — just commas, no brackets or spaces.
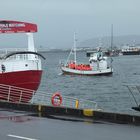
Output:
1,64,6,72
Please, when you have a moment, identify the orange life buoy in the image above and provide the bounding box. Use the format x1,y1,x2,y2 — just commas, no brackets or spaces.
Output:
51,92,62,106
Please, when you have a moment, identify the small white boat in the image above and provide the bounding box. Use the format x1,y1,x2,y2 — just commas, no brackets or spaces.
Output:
60,33,113,76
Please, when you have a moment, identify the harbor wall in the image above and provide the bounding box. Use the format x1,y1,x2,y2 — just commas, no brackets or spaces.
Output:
0,100,140,125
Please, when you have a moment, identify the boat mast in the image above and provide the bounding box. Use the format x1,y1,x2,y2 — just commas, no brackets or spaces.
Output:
111,24,113,54
74,32,77,64
110,24,113,71
65,32,77,65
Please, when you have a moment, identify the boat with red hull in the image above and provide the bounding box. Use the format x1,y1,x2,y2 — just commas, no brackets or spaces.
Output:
0,20,45,102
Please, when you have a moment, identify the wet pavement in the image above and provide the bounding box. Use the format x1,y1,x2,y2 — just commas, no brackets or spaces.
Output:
0,109,140,140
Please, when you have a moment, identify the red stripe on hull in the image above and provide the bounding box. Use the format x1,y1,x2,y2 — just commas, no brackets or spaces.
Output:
0,70,42,90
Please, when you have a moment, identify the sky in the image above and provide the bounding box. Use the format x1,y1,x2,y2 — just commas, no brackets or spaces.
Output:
0,0,140,49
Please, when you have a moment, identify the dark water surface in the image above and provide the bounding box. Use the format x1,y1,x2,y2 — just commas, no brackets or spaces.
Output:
38,51,140,115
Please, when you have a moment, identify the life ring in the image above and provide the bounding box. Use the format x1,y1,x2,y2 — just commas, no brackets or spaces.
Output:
51,92,62,106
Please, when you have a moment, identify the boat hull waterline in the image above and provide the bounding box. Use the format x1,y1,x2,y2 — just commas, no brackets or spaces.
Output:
61,67,113,76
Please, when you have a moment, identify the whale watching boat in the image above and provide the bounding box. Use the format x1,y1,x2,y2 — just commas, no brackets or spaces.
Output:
0,20,45,102
60,33,113,76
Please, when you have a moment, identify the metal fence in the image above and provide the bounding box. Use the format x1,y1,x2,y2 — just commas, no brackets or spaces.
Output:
0,84,35,103
0,84,99,110
125,84,140,107
31,91,98,110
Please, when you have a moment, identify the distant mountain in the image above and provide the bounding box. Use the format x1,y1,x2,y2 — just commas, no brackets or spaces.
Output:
78,35,140,48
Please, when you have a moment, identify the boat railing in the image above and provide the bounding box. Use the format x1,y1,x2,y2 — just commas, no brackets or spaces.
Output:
0,48,39,61
0,84,99,110
6,54,39,61
59,59,90,67
59,59,67,66
0,48,27,55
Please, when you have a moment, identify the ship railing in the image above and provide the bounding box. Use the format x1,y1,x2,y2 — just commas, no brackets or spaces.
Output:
6,54,39,61
0,84,99,110
0,48,27,55
0,48,39,61
59,59,90,67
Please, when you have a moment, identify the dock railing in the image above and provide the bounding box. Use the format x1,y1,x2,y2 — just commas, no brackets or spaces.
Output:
0,84,35,103
125,84,140,107
0,84,99,110
31,91,98,110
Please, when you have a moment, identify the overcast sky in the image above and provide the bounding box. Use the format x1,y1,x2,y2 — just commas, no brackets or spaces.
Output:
0,0,140,49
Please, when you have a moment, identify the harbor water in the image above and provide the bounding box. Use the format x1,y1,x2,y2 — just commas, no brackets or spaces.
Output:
1,51,140,140
38,51,140,115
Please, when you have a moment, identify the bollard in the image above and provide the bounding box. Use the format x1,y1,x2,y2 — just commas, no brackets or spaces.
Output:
75,100,79,109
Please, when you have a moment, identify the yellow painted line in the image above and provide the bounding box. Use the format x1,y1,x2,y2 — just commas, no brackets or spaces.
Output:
83,109,93,117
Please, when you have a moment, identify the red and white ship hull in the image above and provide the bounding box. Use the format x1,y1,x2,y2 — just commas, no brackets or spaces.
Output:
0,70,42,90
0,70,42,102
0,20,45,103
0,55,43,102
